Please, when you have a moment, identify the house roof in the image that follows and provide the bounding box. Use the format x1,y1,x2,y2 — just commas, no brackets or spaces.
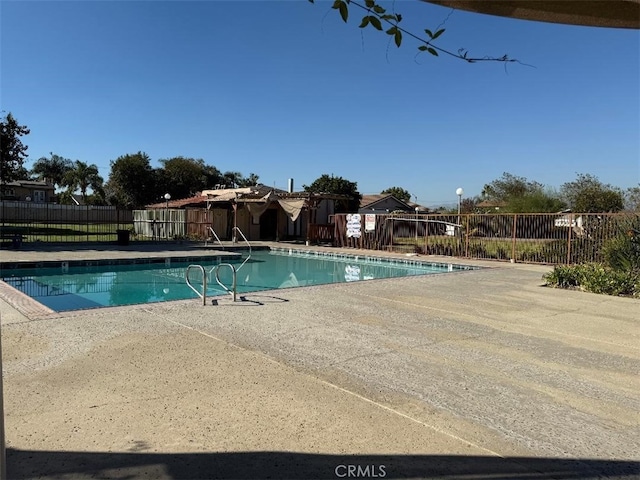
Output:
477,200,508,208
406,201,430,212
146,193,207,209
1,180,55,188
425,0,640,29
146,187,350,209
360,194,387,208
360,194,428,212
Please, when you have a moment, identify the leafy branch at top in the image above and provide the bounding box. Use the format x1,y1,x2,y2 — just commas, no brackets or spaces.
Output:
309,0,520,64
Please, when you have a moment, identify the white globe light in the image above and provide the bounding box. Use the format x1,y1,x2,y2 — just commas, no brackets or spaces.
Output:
456,187,464,196
164,193,171,201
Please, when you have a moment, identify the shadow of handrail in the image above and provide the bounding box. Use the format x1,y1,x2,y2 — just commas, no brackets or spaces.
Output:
6,449,639,479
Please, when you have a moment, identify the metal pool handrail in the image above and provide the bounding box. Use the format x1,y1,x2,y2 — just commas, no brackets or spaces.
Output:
186,263,238,304
231,226,251,271
205,226,224,249
185,264,208,306
214,263,237,302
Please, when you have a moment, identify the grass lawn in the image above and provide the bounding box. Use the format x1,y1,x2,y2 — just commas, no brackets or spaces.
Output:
392,235,579,264
0,222,136,242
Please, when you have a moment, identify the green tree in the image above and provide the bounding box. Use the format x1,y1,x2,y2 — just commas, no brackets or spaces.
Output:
30,153,73,190
482,173,544,202
62,160,105,204
625,185,640,212
159,157,218,199
237,173,260,187
221,171,243,189
0,113,30,187
461,196,480,214
303,174,362,212
203,165,224,188
381,186,411,203
560,173,625,213
481,173,566,213
105,152,157,208
506,190,566,213
215,171,260,189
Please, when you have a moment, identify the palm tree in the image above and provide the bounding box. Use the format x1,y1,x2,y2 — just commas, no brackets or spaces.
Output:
238,173,260,187
62,160,105,203
31,153,72,190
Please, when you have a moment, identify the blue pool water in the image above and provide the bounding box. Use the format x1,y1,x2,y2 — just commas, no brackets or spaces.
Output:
1,249,476,312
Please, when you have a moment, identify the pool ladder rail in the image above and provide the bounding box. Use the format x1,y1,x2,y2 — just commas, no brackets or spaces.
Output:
205,226,224,248
231,226,252,271
186,263,238,305
188,226,251,304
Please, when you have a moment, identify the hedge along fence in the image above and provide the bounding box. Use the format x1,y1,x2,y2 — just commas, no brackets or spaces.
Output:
333,212,640,265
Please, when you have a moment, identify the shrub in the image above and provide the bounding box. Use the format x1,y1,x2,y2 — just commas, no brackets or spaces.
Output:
602,231,640,272
543,265,582,289
543,263,639,298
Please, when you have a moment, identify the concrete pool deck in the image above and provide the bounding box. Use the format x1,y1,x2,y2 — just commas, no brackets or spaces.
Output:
1,242,639,479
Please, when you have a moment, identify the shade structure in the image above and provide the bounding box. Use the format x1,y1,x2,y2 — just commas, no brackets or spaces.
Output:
424,1,640,29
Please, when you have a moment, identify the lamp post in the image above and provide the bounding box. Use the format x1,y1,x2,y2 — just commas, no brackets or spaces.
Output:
164,193,171,240
456,187,464,224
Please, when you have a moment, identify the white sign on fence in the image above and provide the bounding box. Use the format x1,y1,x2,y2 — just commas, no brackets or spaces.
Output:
554,215,583,228
365,214,376,232
346,214,361,238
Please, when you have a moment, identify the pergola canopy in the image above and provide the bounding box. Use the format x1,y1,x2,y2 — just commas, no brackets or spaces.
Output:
425,1,640,29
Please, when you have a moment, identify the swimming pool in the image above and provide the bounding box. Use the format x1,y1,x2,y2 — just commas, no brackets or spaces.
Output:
0,249,477,312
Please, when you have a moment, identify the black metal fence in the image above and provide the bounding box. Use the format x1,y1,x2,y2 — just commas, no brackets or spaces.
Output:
3,201,639,267
334,212,640,265
0,201,134,244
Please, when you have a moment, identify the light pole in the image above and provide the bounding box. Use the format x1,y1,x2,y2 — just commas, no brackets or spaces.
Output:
164,193,171,240
456,187,464,224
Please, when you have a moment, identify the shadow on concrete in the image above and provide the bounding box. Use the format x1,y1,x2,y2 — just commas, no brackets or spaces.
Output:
212,294,290,307
7,449,639,479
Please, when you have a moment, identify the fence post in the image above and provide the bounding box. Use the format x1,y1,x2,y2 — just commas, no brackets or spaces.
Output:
425,215,430,255
511,214,518,262
47,202,51,243
465,215,470,258
566,215,573,265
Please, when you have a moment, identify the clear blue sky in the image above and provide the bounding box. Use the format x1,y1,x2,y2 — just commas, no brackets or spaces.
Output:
1,1,638,207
